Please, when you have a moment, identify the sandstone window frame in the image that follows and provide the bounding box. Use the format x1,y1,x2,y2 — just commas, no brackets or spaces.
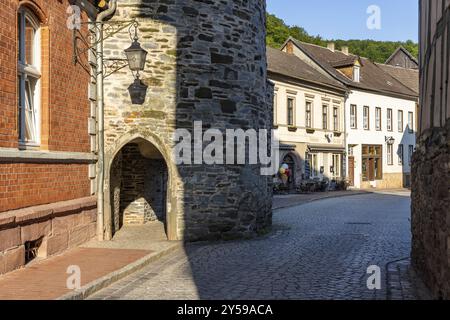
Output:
333,105,339,132
387,108,393,132
375,107,382,131
387,143,394,166
398,110,404,132
350,104,357,129
286,96,296,127
17,8,41,147
322,104,328,130
305,100,313,129
363,106,370,130
408,112,414,133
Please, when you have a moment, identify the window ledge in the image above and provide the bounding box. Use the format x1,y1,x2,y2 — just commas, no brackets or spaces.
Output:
0,148,97,164
18,142,41,151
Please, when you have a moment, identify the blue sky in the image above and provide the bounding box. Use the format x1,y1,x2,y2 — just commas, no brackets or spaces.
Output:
267,0,419,42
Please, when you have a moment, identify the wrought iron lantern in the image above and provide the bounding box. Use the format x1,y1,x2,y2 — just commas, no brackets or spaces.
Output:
385,136,395,145
128,76,148,105
125,23,148,104
72,18,148,104
124,39,148,72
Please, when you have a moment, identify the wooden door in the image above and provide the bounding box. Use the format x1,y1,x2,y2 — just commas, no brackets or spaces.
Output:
348,156,355,186
368,158,375,181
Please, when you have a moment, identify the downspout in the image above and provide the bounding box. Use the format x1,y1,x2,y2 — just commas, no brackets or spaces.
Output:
96,0,117,241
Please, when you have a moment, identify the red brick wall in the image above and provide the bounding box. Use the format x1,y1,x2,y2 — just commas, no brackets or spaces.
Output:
0,0,92,212
0,163,90,212
44,1,91,152
0,0,17,148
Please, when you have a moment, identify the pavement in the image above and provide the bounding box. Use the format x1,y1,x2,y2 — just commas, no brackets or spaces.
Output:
0,221,181,300
88,190,433,300
0,247,151,300
0,189,431,300
272,189,371,210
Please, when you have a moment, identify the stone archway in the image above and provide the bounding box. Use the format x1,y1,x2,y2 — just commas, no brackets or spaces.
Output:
103,134,179,241
110,140,168,233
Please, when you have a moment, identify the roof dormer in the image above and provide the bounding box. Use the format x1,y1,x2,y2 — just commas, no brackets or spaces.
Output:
353,64,361,82
331,57,363,83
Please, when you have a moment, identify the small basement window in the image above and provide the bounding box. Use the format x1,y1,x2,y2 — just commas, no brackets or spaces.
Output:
25,237,44,264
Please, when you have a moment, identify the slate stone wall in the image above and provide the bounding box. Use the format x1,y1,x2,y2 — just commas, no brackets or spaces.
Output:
413,0,450,299
411,119,450,299
103,0,273,241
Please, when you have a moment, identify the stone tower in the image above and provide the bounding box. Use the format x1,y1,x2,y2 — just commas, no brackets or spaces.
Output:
101,0,273,241
412,0,450,299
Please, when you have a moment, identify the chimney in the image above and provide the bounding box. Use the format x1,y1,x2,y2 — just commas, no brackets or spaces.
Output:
341,46,349,55
327,42,335,52
286,41,294,55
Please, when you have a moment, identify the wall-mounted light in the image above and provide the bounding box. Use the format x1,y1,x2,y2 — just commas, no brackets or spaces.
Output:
385,136,395,145
125,39,148,72
128,76,148,105
125,24,148,104
72,19,148,104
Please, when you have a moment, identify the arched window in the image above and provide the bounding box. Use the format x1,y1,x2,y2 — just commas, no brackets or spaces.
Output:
18,8,41,145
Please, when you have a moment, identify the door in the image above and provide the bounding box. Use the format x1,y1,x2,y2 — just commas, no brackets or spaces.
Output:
283,155,296,190
348,156,355,186
368,158,375,181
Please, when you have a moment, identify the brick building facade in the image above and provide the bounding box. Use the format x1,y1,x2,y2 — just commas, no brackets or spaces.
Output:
0,0,96,275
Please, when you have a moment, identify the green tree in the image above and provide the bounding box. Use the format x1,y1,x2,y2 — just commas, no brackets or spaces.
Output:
266,13,418,64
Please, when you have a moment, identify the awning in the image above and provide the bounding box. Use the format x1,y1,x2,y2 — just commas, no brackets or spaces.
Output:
307,144,346,154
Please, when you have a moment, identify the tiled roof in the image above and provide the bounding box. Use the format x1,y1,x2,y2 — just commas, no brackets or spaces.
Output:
331,56,360,68
376,63,419,95
288,38,418,99
267,47,347,91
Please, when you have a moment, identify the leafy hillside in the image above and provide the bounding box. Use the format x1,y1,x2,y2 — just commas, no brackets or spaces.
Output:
266,13,418,64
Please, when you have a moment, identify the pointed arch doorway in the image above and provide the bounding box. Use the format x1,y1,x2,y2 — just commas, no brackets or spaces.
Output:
104,136,177,241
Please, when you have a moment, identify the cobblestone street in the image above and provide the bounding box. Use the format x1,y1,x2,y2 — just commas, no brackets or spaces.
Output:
89,191,431,300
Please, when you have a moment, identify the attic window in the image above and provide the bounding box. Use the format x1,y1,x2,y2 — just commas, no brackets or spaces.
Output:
353,65,361,82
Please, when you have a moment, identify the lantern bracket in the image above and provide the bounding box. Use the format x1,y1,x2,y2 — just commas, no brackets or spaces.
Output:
103,58,129,79
72,19,140,78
